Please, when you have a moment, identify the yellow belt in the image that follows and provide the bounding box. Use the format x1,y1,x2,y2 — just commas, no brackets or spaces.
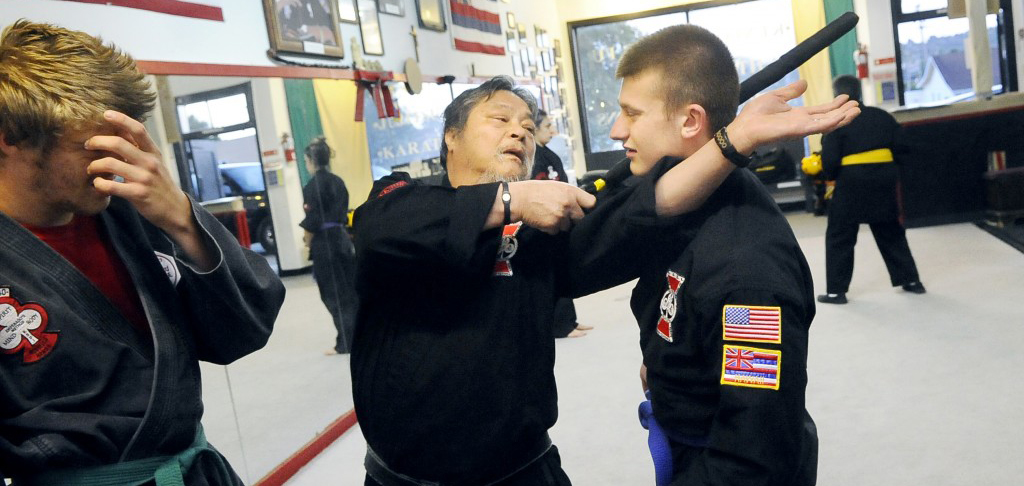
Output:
841,148,894,166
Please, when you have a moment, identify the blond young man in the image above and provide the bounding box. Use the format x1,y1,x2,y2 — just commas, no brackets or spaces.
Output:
0,20,284,484
611,25,834,485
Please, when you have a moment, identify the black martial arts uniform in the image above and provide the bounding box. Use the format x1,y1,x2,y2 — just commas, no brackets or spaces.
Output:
301,169,358,354
352,171,664,486
530,145,579,338
530,145,568,182
631,158,818,485
0,198,285,484
821,106,920,294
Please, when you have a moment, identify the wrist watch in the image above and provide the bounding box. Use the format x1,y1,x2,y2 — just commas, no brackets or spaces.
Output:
501,181,511,225
714,127,752,168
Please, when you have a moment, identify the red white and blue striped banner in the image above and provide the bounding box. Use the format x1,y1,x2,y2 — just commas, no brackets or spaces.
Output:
449,0,504,56
60,0,224,22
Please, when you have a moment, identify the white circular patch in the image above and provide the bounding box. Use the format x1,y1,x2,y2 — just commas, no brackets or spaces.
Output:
154,251,181,286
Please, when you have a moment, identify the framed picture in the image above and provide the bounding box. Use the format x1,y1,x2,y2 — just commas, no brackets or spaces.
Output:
505,31,517,52
506,11,516,29
539,49,551,72
534,26,546,48
263,0,345,57
415,0,446,32
511,53,522,77
357,0,385,55
527,47,536,67
519,49,529,73
517,24,527,43
338,0,358,23
553,38,561,58
378,0,404,16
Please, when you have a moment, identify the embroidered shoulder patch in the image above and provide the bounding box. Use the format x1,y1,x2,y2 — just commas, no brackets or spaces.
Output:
657,271,685,342
493,222,523,277
722,305,781,343
0,296,59,364
721,345,780,390
0,287,8,298
377,180,409,198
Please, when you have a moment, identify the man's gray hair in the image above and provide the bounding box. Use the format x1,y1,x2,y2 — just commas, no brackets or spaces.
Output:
440,75,537,168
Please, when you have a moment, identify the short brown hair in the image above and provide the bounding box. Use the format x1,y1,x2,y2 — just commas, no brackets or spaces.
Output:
616,24,739,133
0,20,155,152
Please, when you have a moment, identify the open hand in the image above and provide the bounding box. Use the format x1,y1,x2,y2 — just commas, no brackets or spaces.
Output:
85,110,194,236
727,80,860,154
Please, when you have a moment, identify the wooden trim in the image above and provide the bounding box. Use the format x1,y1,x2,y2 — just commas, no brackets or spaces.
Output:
252,409,359,486
63,0,224,21
900,105,1024,127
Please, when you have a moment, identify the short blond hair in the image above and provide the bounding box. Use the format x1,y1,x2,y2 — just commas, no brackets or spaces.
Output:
616,25,739,133
0,20,155,152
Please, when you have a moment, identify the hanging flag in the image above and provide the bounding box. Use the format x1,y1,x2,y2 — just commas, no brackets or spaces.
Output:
449,0,505,55
60,0,224,22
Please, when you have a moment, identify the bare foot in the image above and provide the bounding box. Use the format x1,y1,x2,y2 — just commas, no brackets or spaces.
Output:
567,329,588,338
324,349,339,356
575,324,594,331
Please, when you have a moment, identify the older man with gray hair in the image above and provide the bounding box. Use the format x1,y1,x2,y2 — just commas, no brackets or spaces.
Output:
351,75,856,486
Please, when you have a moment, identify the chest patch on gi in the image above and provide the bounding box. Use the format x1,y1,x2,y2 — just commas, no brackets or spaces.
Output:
0,295,59,364
657,271,685,342
721,345,780,390
722,305,781,343
154,251,181,287
493,222,523,277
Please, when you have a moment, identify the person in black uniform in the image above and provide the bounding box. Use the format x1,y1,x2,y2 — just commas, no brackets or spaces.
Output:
0,21,284,484
818,75,924,304
300,136,358,354
607,25,836,484
353,74,857,486
531,109,590,338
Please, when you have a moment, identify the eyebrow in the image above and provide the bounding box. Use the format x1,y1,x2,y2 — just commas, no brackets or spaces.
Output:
619,101,642,113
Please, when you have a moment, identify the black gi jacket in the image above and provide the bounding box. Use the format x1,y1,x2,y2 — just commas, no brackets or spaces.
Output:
821,106,902,223
352,172,665,485
531,145,568,182
631,159,817,485
300,170,355,259
0,197,285,484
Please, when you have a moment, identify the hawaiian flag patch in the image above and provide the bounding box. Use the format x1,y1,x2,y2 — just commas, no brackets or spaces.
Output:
721,345,780,390
722,305,781,343
493,222,522,276
656,271,685,342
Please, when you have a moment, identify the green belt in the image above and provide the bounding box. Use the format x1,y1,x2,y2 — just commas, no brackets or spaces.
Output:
16,425,235,486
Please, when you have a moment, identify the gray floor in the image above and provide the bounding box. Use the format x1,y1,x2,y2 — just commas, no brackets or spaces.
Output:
201,214,1024,485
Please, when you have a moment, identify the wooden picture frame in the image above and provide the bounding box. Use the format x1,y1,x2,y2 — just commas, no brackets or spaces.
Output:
263,0,345,58
415,0,446,32
378,0,405,16
337,0,358,23
357,0,385,55
506,11,516,29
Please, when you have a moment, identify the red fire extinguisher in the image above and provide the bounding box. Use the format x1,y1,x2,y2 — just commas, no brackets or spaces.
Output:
281,133,295,163
855,44,869,79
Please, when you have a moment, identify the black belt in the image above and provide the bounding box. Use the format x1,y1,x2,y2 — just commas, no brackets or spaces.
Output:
365,434,553,486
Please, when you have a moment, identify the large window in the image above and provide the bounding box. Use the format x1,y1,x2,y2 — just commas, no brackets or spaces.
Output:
569,0,799,164
892,0,1017,107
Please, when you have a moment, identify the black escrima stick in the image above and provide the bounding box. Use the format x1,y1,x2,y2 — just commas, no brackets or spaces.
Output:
581,11,860,195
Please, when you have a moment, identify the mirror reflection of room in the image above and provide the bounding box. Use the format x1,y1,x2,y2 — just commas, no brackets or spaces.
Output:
2,0,1023,485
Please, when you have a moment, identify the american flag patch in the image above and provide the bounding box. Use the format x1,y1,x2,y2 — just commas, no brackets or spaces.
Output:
722,305,781,343
720,345,780,390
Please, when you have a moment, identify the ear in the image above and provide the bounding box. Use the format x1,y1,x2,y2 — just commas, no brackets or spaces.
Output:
443,130,458,159
677,104,709,141
0,133,16,157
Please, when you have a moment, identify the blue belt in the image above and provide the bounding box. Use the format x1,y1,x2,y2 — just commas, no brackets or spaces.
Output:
639,391,710,486
320,222,345,231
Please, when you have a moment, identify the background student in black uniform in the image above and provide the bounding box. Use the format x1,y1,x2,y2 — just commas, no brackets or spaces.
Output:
0,20,284,484
352,75,856,486
607,25,835,485
818,74,924,304
531,109,591,338
300,136,358,354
